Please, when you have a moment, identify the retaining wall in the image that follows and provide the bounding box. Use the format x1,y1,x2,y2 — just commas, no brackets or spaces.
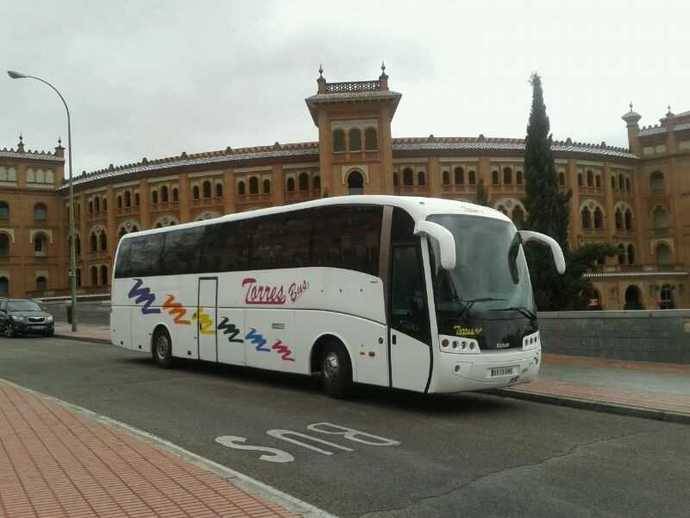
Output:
538,310,690,363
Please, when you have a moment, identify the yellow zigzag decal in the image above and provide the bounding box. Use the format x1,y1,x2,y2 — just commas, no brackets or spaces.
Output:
192,308,215,335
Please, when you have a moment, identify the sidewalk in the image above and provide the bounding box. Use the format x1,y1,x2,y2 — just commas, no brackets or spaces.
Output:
0,379,299,518
54,323,690,423
499,353,690,423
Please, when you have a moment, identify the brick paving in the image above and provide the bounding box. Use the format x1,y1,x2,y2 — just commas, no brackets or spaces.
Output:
0,381,297,518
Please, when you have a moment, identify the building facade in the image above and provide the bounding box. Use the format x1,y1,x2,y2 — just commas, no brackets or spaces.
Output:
2,68,688,309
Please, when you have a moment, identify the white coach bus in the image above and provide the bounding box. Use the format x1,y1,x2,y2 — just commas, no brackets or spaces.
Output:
111,195,565,397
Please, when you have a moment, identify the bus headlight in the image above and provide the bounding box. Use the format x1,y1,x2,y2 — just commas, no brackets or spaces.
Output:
523,331,541,350
439,334,481,354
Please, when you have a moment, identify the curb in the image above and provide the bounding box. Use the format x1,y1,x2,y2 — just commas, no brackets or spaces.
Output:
493,388,690,425
0,378,336,518
54,332,111,345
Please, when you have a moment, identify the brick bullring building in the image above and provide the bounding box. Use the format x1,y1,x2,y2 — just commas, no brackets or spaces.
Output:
1,67,689,309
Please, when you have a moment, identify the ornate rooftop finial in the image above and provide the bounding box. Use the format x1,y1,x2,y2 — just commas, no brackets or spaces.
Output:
17,133,24,152
57,137,62,146
318,64,323,79
629,102,633,111
666,104,673,117
381,61,386,74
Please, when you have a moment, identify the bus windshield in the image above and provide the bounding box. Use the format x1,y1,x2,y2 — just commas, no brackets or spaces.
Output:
427,214,535,333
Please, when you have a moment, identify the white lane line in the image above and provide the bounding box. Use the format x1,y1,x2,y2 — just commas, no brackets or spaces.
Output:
0,378,337,518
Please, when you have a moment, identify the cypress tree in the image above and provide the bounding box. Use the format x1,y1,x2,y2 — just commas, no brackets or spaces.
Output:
523,73,614,310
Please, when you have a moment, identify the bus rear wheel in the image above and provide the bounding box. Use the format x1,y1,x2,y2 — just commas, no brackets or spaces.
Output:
152,328,174,369
321,343,352,398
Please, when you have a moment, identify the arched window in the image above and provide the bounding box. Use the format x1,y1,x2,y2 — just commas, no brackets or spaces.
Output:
615,209,623,230
36,276,47,291
660,285,675,309
393,173,399,187
172,188,179,202
512,206,525,226
34,203,47,221
124,191,131,207
468,171,476,185
237,181,246,196
202,181,212,198
403,168,413,186
88,200,93,214
117,196,122,209
624,209,633,231
625,177,631,193
581,208,592,229
312,176,320,190
364,128,377,150
95,197,100,212
75,236,81,257
100,265,108,286
652,206,669,229
151,190,158,204
91,266,98,286
134,192,140,206
298,173,309,191
0,277,8,295
0,201,8,219
578,174,583,187
618,174,624,191
611,176,616,190
0,234,9,257
656,243,672,265
594,207,604,229
103,198,107,212
286,178,295,192
263,179,271,194
215,183,223,198
627,244,635,265
586,170,594,187
76,268,81,288
650,171,664,192
332,129,345,152
503,167,512,184
417,171,426,186
624,285,643,310
249,177,259,194
161,186,169,202
595,175,601,189
90,233,97,252
99,232,107,251
347,171,364,195
617,244,626,265
516,170,523,185
442,171,450,185
454,167,464,185
193,185,200,199
348,128,362,151
492,170,499,185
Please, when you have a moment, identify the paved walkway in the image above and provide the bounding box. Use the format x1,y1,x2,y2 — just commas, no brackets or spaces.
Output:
0,380,297,518
54,323,690,423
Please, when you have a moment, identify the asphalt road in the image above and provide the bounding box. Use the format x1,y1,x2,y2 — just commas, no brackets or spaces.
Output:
1,336,688,518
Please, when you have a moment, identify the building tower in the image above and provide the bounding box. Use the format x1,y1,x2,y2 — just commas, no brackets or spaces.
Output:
305,64,401,196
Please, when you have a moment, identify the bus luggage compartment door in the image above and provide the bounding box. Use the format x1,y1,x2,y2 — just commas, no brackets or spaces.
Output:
197,277,218,362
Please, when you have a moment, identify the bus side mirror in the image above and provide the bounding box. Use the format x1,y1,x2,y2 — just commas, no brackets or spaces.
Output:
414,221,456,270
519,230,566,274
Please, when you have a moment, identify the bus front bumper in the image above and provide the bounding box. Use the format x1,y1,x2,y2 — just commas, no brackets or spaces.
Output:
432,346,541,393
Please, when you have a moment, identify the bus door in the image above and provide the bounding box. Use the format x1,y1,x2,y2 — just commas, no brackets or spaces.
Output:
388,208,432,392
197,277,218,362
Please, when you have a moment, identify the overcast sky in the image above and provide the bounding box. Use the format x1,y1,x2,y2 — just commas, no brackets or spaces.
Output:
2,0,689,175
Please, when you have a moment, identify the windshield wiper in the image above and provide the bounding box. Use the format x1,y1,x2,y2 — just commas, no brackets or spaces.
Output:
458,297,506,319
493,306,537,320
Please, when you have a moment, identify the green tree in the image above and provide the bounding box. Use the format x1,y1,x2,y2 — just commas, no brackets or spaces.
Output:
523,73,614,310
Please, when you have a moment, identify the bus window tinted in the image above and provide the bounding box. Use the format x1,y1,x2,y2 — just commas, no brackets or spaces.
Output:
128,233,164,277
161,226,204,275
200,220,250,273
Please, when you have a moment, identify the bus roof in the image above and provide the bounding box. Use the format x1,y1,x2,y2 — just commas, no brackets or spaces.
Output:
121,195,511,239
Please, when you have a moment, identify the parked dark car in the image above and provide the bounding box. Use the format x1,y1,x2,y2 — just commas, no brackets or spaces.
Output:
0,298,55,337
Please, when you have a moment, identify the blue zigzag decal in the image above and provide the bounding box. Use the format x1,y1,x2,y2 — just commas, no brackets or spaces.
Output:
245,328,269,352
128,279,161,314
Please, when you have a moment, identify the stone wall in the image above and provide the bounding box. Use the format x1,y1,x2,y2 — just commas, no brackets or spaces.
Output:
538,310,690,363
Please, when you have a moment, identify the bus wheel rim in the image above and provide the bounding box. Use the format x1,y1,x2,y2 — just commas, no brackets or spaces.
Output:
157,336,170,359
324,352,339,379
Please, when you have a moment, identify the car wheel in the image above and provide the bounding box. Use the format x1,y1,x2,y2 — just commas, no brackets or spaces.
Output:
4,323,16,338
321,343,352,398
152,328,174,368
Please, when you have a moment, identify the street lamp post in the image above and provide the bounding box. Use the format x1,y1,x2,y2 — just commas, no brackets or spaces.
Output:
7,70,78,332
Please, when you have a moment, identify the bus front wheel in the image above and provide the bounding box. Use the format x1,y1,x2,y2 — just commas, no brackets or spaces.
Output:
321,343,352,398
152,328,174,369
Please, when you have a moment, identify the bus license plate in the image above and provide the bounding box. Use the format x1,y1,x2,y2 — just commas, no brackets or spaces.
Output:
490,366,516,377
